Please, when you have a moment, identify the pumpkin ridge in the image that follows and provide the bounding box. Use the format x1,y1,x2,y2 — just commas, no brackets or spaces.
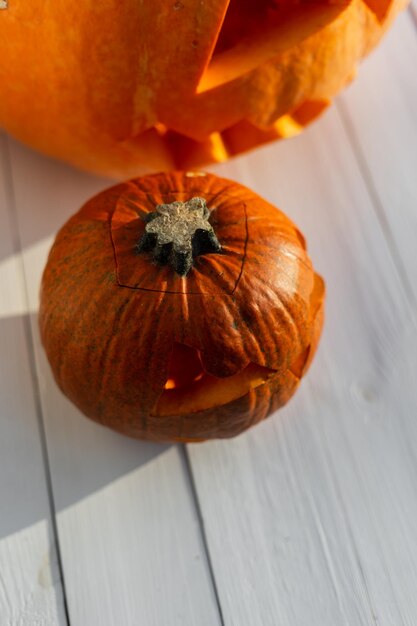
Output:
93,296,134,418
230,201,249,296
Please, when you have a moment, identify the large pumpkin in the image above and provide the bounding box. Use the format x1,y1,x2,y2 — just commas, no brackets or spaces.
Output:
39,171,324,442
0,0,405,177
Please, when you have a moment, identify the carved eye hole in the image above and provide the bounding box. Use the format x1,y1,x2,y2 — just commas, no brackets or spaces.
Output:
163,344,205,390
212,0,294,56
197,0,347,92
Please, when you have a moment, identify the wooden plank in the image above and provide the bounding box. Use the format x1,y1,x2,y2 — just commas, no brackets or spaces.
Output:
338,11,417,299
0,135,67,622
187,99,417,625
7,139,222,626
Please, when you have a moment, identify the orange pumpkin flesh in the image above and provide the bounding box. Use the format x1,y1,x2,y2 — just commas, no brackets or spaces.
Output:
0,0,405,177
39,171,324,442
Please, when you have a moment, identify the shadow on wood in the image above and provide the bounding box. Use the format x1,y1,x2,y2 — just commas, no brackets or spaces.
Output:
0,313,170,541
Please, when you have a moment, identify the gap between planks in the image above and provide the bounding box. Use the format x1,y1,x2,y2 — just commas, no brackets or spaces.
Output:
182,445,226,626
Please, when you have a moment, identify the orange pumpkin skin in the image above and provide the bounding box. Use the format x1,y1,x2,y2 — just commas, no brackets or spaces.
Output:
39,171,324,442
0,0,405,177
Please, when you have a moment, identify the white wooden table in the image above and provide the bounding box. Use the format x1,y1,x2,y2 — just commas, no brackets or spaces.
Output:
1,10,417,625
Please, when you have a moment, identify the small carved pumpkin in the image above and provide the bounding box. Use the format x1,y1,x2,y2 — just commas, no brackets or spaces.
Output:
0,0,405,177
39,172,325,442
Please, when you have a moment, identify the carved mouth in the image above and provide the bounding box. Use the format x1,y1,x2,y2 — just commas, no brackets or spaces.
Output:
152,342,277,417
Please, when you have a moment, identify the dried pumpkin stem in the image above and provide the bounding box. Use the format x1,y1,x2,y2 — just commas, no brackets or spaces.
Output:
137,197,221,276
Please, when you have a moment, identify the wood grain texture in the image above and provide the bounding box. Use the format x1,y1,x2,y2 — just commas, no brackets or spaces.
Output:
0,134,67,623
338,11,417,302
7,141,222,626
188,71,417,625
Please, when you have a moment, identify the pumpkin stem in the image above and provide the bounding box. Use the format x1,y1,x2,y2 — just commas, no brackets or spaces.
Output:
137,197,221,276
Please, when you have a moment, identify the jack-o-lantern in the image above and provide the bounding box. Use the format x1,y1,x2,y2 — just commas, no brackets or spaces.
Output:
0,0,405,177
39,171,324,441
